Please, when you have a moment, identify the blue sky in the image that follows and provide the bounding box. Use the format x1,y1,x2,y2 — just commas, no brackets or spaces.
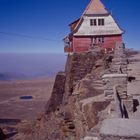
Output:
0,0,140,53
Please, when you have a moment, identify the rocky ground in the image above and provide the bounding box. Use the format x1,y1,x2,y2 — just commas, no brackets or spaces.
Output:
11,51,110,140
2,49,140,140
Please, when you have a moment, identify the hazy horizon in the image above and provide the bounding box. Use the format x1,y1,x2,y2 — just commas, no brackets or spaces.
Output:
0,53,67,80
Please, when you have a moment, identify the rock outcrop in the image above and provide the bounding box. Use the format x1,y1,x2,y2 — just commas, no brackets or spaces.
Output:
63,52,101,104
100,119,140,140
15,51,110,140
45,71,66,113
14,45,140,140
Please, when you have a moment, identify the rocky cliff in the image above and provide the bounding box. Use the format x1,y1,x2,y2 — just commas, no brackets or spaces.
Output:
14,46,140,140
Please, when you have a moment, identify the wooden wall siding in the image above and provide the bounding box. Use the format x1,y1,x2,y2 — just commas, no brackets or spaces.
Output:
72,35,122,52
73,37,91,52
102,35,122,49
74,15,123,36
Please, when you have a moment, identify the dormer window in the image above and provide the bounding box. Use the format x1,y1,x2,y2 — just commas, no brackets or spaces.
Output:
98,19,105,26
90,19,97,26
90,19,105,26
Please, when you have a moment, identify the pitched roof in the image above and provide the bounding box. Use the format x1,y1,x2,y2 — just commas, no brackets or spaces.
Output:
71,0,109,33
67,0,124,36
69,18,80,26
84,0,109,15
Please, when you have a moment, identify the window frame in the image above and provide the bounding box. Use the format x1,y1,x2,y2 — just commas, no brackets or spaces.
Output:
98,19,105,26
90,19,97,26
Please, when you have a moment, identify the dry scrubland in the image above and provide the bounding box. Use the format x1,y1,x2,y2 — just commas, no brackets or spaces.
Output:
0,77,55,121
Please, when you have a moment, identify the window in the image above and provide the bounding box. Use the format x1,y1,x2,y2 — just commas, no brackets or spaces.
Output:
100,37,104,43
91,37,104,46
98,19,105,26
93,37,104,44
91,37,97,45
90,19,97,26
90,19,105,26
94,37,97,44
98,37,104,43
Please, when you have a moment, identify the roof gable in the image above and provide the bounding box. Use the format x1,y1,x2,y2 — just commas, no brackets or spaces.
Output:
84,0,109,15
74,15,124,36
72,0,109,32
67,0,124,36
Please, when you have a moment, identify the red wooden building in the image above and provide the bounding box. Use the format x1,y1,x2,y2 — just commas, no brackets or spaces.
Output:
64,0,124,53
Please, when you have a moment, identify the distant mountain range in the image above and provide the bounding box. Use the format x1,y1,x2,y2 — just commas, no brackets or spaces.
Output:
0,73,28,80
0,53,66,80
0,72,57,80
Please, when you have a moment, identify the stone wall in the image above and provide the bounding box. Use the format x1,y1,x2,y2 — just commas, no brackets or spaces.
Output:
102,74,128,100
102,43,128,101
102,42,134,119
111,42,127,74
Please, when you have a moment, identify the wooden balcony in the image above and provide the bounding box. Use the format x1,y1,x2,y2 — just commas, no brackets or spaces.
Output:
64,46,73,53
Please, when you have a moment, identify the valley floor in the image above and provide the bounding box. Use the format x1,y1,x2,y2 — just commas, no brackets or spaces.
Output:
0,77,54,136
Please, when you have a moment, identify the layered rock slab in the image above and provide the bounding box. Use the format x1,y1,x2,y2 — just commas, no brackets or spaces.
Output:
100,118,140,140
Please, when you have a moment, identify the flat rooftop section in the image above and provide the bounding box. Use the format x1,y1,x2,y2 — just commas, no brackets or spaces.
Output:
100,118,140,138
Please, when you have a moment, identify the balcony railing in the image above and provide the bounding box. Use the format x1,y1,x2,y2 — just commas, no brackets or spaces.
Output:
64,46,73,53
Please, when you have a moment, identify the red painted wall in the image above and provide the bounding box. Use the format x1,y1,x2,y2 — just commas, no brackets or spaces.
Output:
72,35,122,53
102,35,122,49
73,37,91,52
